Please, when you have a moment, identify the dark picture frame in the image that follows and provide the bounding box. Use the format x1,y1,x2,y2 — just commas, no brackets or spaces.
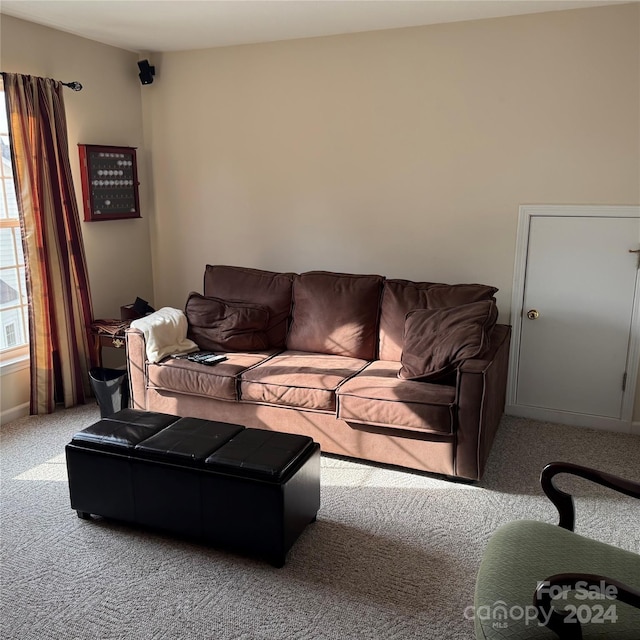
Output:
78,144,141,221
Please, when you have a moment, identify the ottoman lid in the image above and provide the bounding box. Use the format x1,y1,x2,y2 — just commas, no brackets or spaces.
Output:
135,417,245,464
71,409,180,452
205,429,315,481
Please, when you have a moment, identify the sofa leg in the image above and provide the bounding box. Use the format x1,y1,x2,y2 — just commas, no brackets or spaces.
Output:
77,511,91,520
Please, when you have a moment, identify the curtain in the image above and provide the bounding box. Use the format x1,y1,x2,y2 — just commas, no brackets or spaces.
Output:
3,73,94,414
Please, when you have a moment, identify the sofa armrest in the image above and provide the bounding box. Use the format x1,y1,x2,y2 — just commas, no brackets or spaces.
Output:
125,327,148,410
454,324,511,480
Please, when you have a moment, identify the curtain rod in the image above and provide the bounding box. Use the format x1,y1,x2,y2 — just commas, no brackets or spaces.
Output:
61,81,83,91
0,72,83,91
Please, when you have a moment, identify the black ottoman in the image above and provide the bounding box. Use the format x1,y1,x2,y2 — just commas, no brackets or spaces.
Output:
65,409,321,566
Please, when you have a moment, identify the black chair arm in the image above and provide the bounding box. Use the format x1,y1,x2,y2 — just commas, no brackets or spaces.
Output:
540,462,640,531
534,572,640,639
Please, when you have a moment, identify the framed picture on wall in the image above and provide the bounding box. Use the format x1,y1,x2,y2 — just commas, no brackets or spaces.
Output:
78,144,141,221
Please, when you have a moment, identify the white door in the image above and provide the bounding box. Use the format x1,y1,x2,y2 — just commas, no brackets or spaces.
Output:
508,206,640,432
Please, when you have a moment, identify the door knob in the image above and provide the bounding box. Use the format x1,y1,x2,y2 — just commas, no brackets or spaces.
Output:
527,309,540,320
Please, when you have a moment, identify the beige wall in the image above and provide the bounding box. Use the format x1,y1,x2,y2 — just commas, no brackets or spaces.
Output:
0,361,29,422
147,4,639,316
0,14,154,418
145,3,639,420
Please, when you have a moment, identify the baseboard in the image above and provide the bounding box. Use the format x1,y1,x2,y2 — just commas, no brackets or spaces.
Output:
505,404,633,434
632,421,640,436
0,402,29,426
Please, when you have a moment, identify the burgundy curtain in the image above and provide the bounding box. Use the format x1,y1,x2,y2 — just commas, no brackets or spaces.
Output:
3,73,94,414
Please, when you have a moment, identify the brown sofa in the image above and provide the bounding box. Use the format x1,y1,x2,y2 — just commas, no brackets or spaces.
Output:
126,265,511,481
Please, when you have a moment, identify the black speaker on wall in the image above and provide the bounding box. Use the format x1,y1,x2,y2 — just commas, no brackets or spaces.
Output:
138,60,155,85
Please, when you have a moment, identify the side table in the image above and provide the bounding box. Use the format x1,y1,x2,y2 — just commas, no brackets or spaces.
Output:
89,319,132,368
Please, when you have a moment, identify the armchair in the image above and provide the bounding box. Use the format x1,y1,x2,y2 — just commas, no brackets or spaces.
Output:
473,462,640,639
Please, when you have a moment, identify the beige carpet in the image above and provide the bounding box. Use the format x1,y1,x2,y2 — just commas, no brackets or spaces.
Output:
1,405,639,639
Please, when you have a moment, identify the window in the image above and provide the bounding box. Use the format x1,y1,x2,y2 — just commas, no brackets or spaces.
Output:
0,78,29,359
5,322,16,346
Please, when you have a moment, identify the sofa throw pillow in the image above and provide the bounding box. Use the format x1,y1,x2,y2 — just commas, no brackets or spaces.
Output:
185,292,270,352
203,265,295,349
399,300,498,381
378,280,498,361
426,283,498,309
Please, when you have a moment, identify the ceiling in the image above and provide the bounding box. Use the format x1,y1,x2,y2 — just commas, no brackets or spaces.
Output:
0,0,630,53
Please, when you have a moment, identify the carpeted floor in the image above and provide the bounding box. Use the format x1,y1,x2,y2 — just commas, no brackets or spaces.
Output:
1,405,639,639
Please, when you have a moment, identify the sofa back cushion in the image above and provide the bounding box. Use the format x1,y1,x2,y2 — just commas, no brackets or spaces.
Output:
185,292,270,352
399,300,499,381
378,279,498,361
203,265,295,348
286,271,383,360
379,280,433,362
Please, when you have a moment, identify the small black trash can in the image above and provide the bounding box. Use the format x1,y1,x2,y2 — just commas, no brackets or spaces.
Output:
89,367,130,418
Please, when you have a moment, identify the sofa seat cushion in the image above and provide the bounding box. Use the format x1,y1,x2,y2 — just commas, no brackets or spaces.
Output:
239,350,369,412
147,351,279,402
336,360,456,435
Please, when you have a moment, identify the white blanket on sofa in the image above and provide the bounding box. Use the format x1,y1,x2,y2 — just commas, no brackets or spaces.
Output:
130,307,198,364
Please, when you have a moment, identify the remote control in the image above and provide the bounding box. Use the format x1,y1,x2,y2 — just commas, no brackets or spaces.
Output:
174,351,226,365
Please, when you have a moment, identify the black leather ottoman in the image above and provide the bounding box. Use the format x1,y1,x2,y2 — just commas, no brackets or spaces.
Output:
65,409,321,566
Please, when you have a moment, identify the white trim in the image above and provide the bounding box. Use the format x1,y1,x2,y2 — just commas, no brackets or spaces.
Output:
0,401,29,425
516,205,640,218
508,205,640,430
506,404,633,434
0,353,29,376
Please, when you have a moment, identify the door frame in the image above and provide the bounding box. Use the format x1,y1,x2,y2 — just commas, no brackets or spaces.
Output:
506,204,640,434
